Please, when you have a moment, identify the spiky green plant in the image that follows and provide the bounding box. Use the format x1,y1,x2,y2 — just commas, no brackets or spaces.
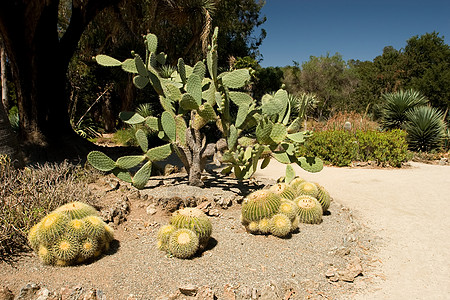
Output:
269,214,292,237
241,190,282,222
278,199,299,221
168,228,199,259
288,177,306,195
28,203,113,266
381,89,428,130
170,208,212,248
404,106,446,152
269,183,296,200
157,224,177,251
297,181,319,198
88,27,323,188
295,195,323,224
315,184,331,212
257,218,271,234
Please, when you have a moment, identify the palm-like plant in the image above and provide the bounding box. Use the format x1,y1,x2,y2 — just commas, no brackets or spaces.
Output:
381,89,428,129
404,106,446,152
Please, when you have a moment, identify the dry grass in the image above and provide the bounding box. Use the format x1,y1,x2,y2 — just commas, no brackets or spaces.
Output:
311,111,380,133
0,155,99,259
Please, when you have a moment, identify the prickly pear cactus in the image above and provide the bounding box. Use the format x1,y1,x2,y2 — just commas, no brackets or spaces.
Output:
27,202,113,266
90,27,323,188
157,208,212,259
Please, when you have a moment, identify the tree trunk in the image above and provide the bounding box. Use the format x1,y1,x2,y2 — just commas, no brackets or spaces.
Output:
0,36,7,110
0,0,120,161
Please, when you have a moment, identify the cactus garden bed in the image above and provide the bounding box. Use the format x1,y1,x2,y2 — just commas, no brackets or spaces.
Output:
0,171,380,299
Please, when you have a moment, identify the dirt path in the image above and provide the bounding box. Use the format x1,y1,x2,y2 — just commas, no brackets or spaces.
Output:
255,161,450,299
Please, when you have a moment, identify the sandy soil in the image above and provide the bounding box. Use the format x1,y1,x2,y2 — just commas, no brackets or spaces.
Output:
255,161,450,300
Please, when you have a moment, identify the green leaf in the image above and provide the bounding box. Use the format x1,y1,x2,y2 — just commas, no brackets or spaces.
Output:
132,161,152,189
146,144,172,161
115,155,146,169
119,111,145,124
285,165,295,184
135,129,148,152
87,151,116,172
95,55,121,67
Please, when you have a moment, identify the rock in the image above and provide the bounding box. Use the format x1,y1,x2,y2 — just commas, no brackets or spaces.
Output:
325,267,337,278
0,285,13,300
223,284,236,300
146,205,157,215
16,283,40,300
439,158,448,165
179,284,198,296
251,288,259,299
260,283,279,300
338,257,363,282
196,286,216,300
128,191,141,201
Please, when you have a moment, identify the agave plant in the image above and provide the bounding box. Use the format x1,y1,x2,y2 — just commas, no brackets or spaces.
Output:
404,106,446,152
381,89,428,130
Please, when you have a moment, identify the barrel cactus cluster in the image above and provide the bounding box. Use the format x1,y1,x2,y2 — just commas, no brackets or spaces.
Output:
27,202,114,266
157,207,212,259
241,178,332,237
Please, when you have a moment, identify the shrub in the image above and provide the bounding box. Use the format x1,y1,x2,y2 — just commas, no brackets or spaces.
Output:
404,106,446,152
380,89,428,129
0,156,99,258
312,111,380,133
297,129,410,167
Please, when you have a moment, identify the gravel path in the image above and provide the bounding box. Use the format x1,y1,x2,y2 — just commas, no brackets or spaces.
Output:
255,161,450,300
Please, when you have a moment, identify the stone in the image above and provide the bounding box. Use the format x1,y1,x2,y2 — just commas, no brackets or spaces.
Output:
223,284,236,300
179,284,198,296
146,205,157,215
0,286,13,300
16,283,40,300
196,286,216,300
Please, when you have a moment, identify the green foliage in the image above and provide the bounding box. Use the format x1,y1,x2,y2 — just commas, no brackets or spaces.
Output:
380,89,428,129
28,202,113,266
404,106,447,152
297,129,410,167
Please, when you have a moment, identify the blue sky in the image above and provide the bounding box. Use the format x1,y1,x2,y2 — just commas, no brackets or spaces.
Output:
258,0,450,67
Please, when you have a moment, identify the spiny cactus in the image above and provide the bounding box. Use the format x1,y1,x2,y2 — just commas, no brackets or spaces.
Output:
315,183,331,212
89,27,323,189
288,177,306,195
278,199,299,221
294,195,323,224
158,208,212,259
269,214,292,237
297,181,320,198
168,228,200,259
170,207,212,248
28,202,113,266
269,183,296,200
241,190,282,222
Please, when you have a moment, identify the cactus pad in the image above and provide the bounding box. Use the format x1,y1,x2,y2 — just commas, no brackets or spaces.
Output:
87,151,116,172
168,228,199,259
241,190,281,222
295,195,323,224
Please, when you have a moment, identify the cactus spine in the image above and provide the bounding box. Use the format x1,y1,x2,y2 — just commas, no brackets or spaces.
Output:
269,214,292,237
294,195,323,224
241,190,282,222
168,228,199,259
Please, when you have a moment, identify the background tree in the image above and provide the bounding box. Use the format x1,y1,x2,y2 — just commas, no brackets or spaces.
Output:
0,0,122,160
